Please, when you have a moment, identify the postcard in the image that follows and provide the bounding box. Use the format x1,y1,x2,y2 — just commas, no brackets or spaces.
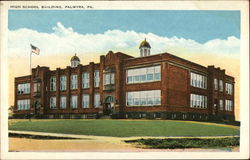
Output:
0,0,249,159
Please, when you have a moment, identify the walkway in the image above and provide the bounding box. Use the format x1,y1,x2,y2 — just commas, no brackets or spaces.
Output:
9,130,239,141
9,130,239,152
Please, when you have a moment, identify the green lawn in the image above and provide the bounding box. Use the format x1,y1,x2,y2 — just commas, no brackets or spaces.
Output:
9,119,239,137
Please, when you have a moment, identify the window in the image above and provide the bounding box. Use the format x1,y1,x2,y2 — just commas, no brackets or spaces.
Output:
214,78,218,90
127,70,133,83
182,113,187,120
94,70,100,87
226,83,233,95
190,94,207,109
82,94,89,108
219,99,224,110
104,73,115,85
17,83,30,94
225,100,233,111
154,66,161,80
172,113,177,119
70,74,78,89
147,67,154,81
60,96,67,109
111,73,115,84
33,83,40,92
105,74,110,85
127,65,161,84
190,72,207,89
126,90,161,106
140,47,150,57
82,72,89,88
60,75,67,91
139,68,147,82
94,93,100,108
17,99,30,110
70,95,78,109
50,97,56,109
50,76,56,91
219,80,224,92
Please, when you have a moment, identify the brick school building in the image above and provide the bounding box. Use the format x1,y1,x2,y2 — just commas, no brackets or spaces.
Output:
13,39,235,121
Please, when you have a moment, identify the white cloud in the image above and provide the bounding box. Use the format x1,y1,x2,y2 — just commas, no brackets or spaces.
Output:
8,22,240,59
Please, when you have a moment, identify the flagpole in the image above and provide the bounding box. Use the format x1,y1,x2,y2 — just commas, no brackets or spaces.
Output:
30,50,32,76
29,47,32,121
29,44,40,120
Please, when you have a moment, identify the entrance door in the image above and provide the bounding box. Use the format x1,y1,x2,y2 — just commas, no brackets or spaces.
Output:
213,99,218,115
104,96,114,115
34,100,41,114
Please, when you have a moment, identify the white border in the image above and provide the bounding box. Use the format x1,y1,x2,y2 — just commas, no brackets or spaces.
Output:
1,1,249,159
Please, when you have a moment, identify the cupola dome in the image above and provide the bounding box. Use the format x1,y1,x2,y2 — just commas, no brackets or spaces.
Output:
70,53,80,68
139,38,151,57
139,38,151,49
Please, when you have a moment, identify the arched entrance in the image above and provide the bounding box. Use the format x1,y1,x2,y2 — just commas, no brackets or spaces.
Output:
103,96,114,115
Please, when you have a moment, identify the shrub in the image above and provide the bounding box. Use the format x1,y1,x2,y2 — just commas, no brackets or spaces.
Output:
125,137,239,149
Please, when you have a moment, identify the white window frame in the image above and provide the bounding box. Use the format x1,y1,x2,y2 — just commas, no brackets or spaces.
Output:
70,95,78,109
70,74,78,90
17,83,30,94
50,76,56,91
60,96,67,109
190,94,207,109
126,90,161,106
219,80,224,92
190,72,207,89
33,83,40,92
214,78,218,90
126,65,161,84
104,73,115,85
60,75,67,91
82,94,90,108
94,70,100,87
110,73,115,84
50,97,57,109
226,83,233,95
82,72,89,89
94,93,100,108
225,99,233,111
17,99,30,110
219,99,224,110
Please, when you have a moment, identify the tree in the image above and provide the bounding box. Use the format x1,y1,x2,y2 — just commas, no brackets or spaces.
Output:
8,105,15,118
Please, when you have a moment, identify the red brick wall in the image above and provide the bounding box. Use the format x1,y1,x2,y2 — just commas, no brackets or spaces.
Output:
168,64,189,107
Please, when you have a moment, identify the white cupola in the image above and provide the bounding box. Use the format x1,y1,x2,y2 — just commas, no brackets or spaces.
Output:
70,53,80,68
139,38,151,57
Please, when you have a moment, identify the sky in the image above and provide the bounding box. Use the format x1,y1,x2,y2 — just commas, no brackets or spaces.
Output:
7,10,241,120
8,10,240,43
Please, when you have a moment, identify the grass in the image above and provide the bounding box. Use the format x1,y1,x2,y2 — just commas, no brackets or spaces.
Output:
125,137,240,149
9,119,239,137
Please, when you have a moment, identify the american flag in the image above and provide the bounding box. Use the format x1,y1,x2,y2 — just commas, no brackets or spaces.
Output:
30,44,40,55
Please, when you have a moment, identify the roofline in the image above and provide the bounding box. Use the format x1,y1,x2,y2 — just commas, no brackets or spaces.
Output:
225,74,234,80
29,51,233,78
125,52,208,70
15,75,31,80
115,52,134,58
163,52,208,70
48,63,101,73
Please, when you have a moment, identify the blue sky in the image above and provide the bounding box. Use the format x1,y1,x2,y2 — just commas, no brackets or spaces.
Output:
8,10,240,43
